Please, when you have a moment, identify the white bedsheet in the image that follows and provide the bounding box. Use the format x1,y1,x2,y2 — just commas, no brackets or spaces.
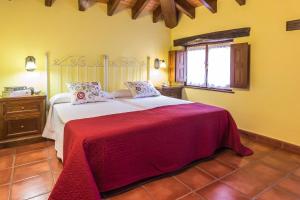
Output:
118,95,191,109
43,96,191,159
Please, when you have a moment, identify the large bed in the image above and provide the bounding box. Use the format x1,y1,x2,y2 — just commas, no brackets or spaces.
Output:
44,95,252,200
43,55,252,200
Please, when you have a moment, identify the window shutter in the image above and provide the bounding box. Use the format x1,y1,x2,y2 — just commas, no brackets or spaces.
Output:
168,51,176,85
175,50,187,83
230,43,250,88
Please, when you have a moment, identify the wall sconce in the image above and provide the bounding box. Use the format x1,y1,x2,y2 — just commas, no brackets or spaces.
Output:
154,58,167,69
25,56,37,71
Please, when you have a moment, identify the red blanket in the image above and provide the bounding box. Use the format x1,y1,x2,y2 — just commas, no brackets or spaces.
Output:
49,103,252,200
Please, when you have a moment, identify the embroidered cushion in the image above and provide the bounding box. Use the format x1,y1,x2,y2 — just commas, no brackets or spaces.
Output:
67,82,107,105
125,81,160,98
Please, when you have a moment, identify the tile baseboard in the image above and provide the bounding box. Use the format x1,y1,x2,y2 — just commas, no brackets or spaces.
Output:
239,129,300,154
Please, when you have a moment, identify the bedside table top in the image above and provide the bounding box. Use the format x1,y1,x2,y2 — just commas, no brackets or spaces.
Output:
155,85,184,90
0,95,46,102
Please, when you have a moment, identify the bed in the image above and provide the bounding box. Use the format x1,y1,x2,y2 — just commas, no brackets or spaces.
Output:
43,55,252,200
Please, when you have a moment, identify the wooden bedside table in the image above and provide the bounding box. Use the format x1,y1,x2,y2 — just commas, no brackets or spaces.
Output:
0,95,46,148
156,86,183,99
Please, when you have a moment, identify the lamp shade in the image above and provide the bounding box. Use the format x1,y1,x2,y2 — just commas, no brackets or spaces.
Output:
160,60,167,68
25,56,36,71
154,59,167,69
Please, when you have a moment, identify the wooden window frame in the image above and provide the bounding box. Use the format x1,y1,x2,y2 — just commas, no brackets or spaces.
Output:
185,43,234,93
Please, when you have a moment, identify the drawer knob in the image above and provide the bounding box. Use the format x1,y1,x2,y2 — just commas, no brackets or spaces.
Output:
20,125,25,129
21,106,25,110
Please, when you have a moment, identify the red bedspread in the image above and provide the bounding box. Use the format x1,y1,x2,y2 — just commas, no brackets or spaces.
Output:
49,103,252,200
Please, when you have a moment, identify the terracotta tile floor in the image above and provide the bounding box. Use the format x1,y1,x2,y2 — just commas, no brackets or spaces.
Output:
0,136,300,200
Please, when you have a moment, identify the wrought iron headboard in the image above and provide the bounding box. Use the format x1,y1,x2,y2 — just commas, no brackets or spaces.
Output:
46,53,150,99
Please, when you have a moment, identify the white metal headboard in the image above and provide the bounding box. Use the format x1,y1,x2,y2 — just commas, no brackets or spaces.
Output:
46,53,150,98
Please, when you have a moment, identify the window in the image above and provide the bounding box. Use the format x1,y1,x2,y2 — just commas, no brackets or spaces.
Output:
186,44,231,89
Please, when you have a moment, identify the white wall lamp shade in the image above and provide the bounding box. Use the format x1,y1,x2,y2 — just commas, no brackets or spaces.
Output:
154,58,167,69
160,60,166,68
25,56,37,71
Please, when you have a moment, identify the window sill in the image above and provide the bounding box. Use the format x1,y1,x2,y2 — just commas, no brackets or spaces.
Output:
184,86,234,94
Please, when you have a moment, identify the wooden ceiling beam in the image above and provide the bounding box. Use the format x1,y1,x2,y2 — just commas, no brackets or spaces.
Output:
160,0,178,29
107,0,122,16
175,0,195,19
199,0,217,13
45,0,54,7
132,0,151,19
153,6,163,23
235,0,246,6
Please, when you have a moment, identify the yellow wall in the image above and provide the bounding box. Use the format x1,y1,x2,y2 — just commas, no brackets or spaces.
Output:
0,0,170,92
1,0,300,146
171,0,300,145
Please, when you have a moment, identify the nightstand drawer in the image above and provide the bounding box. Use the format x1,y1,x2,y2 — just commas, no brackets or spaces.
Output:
156,86,183,99
6,118,40,138
4,100,41,115
162,90,179,98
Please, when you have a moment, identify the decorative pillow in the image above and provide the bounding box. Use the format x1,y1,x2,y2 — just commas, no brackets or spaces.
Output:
67,82,107,105
125,81,160,98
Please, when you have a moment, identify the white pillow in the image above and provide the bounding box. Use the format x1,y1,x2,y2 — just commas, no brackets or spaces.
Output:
49,93,71,106
125,81,160,98
67,82,107,105
102,91,115,99
112,89,132,98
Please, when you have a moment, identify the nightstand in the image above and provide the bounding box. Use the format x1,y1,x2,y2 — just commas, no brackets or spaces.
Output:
156,86,183,99
0,95,46,148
